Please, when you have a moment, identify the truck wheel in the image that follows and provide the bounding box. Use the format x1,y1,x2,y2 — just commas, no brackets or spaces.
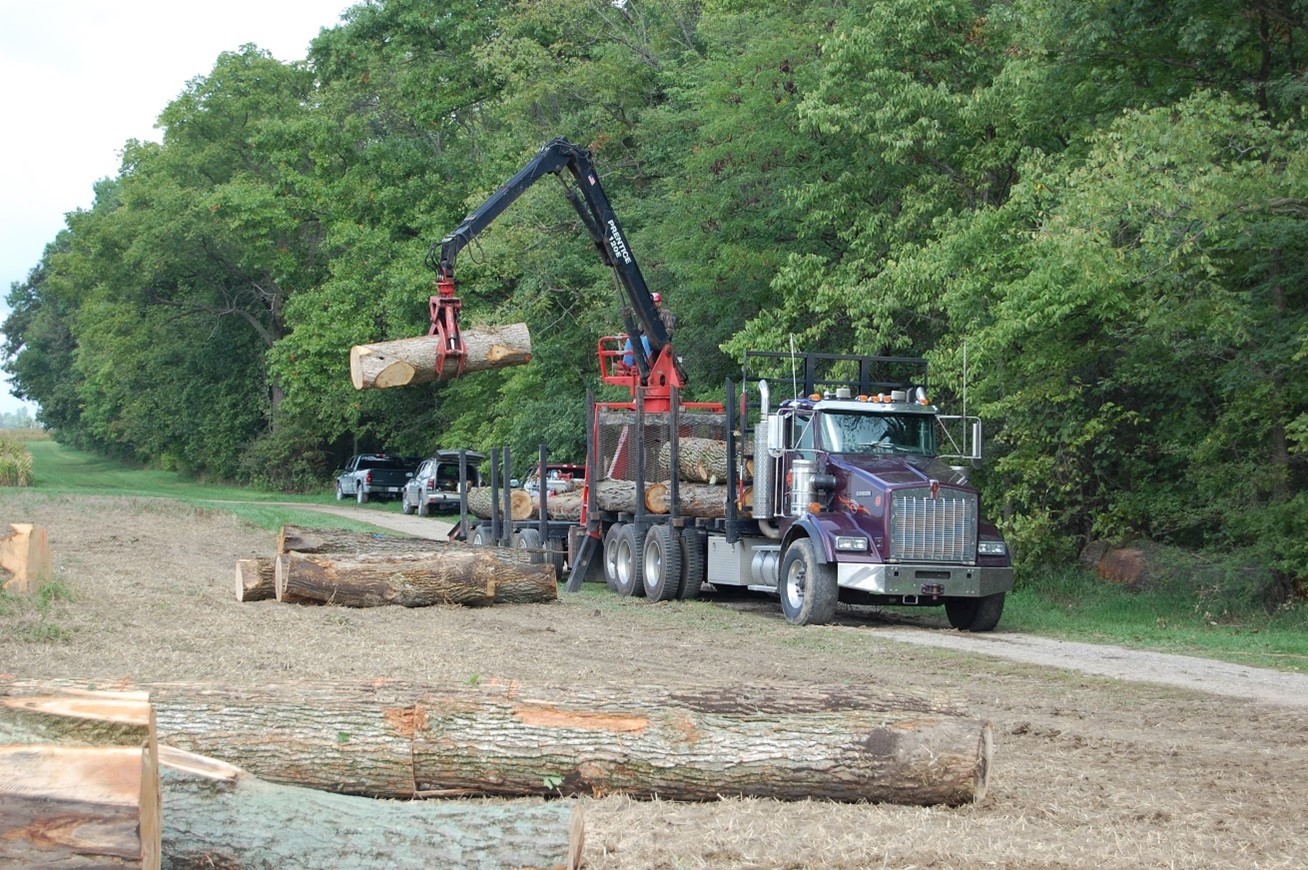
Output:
642,525,683,602
609,524,644,597
678,527,706,600
945,593,1005,632
335,483,345,501
779,538,838,626
356,488,369,505
602,524,624,591
470,524,492,547
416,499,429,517
514,528,544,564
400,492,414,515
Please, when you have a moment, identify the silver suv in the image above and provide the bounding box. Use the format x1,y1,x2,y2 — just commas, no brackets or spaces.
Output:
401,450,486,516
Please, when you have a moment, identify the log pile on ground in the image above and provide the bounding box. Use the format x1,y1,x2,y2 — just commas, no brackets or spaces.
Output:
0,680,584,869
350,322,533,389
235,525,556,607
138,678,990,806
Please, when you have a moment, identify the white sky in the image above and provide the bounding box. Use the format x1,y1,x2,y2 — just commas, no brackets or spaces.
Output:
0,0,356,414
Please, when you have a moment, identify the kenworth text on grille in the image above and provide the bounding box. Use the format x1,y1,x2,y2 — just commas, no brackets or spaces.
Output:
429,137,1014,630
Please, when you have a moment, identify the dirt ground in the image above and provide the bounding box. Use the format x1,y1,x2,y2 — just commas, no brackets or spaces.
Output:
3,490,1308,869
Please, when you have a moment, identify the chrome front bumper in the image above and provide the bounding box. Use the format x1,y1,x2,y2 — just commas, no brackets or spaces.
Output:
838,562,1014,597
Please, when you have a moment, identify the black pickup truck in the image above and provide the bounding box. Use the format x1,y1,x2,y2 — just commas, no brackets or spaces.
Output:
334,454,414,504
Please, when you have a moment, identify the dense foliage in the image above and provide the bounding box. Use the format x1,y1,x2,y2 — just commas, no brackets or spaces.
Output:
5,0,1307,600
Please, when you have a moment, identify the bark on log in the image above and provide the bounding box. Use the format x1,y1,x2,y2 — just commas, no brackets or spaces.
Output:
350,322,532,390
24,679,991,806
0,686,160,868
275,550,557,607
0,522,52,594
234,558,276,602
658,437,729,484
590,479,654,514
277,525,438,556
158,746,583,870
645,481,732,518
543,492,583,521
466,487,534,521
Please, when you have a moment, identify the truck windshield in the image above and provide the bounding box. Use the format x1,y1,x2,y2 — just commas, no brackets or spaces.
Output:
819,411,936,456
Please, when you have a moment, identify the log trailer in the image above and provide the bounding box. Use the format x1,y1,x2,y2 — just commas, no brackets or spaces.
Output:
433,137,1014,629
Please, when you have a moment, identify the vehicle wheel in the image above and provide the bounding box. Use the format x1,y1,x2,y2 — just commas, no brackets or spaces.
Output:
400,492,414,515
945,593,1005,632
356,488,369,505
335,483,345,501
416,499,429,517
470,524,492,547
609,524,644,597
546,536,567,582
603,523,625,592
514,528,544,564
678,527,706,600
642,525,683,602
779,537,838,626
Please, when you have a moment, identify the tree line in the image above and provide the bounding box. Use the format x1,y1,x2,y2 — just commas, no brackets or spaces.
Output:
4,0,1306,600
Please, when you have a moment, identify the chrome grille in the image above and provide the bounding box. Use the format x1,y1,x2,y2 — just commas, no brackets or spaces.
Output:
890,487,977,562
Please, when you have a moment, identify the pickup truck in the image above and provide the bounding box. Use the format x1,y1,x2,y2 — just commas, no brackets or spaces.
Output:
334,454,414,504
401,450,486,516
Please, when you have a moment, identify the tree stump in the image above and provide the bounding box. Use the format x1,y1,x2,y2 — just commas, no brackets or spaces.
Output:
350,323,533,389
0,522,52,594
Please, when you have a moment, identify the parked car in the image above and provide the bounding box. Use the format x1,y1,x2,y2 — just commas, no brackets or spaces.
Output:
402,450,487,516
521,462,586,497
335,453,414,504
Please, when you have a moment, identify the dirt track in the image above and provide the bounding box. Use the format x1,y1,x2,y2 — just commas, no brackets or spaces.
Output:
3,491,1307,868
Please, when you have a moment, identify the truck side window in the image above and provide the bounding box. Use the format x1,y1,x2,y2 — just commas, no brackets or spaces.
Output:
794,413,815,453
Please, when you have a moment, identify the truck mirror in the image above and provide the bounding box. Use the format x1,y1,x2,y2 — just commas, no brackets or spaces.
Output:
766,413,785,456
971,419,984,462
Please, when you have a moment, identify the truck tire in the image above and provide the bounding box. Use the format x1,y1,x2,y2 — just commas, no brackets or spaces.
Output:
678,527,706,600
608,524,644,597
401,491,415,515
602,524,624,591
335,483,345,501
642,525,683,602
514,528,544,564
416,498,429,517
356,487,369,505
779,538,838,626
945,593,1005,632
470,524,492,547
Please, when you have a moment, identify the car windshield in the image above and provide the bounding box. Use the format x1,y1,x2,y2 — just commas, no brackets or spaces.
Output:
818,411,936,456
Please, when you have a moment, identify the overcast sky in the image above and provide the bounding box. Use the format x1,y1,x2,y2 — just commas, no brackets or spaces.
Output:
0,0,355,414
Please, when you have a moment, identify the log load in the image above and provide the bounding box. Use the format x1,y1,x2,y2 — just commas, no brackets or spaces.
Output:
350,322,532,390
0,522,52,594
234,557,276,602
0,686,160,868
158,747,584,870
542,491,583,521
644,481,732,518
590,478,653,514
18,679,995,806
274,550,558,607
658,437,729,484
277,524,441,555
466,487,534,521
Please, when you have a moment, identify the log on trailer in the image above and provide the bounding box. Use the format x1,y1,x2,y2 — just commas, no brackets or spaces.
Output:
644,481,732,518
658,437,729,484
466,487,534,521
350,322,532,390
0,685,160,869
89,679,990,806
590,479,655,514
274,549,558,607
158,747,584,870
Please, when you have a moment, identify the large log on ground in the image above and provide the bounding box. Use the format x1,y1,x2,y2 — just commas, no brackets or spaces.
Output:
0,522,52,594
466,487,534,521
277,524,438,555
645,481,731,518
158,746,583,870
658,437,729,484
234,557,276,602
275,550,557,607
350,322,533,390
45,679,991,806
0,686,160,868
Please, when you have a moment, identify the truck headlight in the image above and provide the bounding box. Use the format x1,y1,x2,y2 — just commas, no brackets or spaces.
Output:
978,540,1007,556
835,535,869,552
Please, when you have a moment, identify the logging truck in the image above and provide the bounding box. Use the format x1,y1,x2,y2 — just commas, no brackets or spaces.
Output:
426,137,1013,629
